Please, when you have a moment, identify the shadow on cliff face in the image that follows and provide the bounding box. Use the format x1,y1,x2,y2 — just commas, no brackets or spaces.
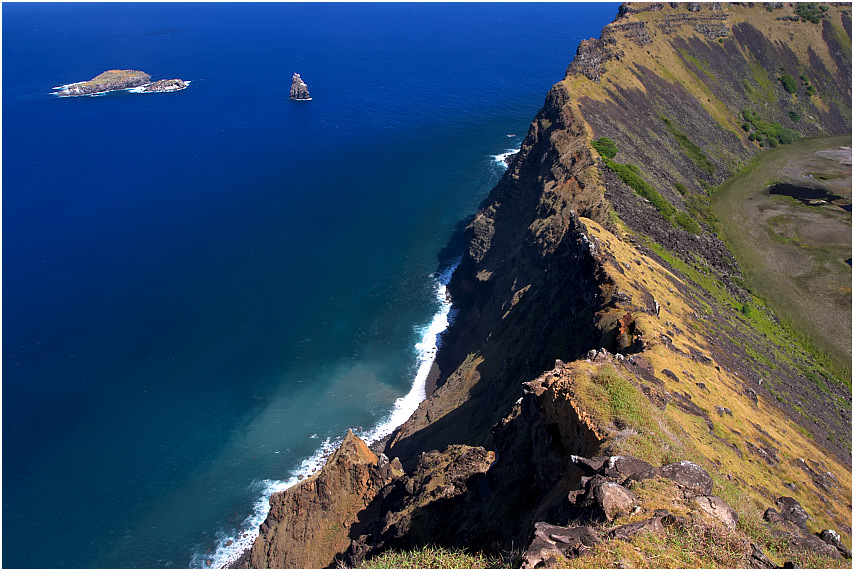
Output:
343,368,604,567
434,214,475,275
385,214,607,471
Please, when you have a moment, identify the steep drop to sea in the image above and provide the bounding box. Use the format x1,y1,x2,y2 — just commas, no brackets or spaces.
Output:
238,3,852,568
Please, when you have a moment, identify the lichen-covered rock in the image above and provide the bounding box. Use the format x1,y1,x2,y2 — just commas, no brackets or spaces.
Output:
627,460,714,496
608,517,666,541
593,481,638,521
289,73,311,100
693,495,738,531
521,522,600,568
820,529,852,559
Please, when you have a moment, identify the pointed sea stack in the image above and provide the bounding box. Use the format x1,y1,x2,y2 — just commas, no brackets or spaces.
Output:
289,73,311,100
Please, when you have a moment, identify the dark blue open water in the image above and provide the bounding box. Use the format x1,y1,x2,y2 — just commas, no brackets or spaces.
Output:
2,3,617,567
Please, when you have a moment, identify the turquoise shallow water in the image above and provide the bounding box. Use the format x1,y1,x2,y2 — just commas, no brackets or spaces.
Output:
2,3,618,567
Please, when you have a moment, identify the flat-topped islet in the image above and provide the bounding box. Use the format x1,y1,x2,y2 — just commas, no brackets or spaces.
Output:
289,73,311,100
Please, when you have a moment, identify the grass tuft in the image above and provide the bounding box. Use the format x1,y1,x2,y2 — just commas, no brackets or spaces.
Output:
358,546,500,569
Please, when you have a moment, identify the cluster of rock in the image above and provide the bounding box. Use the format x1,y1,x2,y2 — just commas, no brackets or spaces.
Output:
521,454,849,568
53,69,188,96
289,73,311,100
231,424,850,569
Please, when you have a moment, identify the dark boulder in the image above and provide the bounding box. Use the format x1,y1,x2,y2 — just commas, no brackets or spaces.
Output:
627,460,714,496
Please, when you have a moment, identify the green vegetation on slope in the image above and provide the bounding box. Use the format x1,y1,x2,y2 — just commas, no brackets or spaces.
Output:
604,158,701,234
592,136,618,159
779,73,798,95
794,2,830,24
741,109,800,148
661,117,715,176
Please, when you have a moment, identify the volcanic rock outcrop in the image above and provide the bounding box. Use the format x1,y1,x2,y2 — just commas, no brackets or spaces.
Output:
289,73,311,100
232,430,402,569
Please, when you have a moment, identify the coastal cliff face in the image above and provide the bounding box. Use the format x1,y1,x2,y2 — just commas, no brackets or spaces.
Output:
232,431,403,569
240,3,851,568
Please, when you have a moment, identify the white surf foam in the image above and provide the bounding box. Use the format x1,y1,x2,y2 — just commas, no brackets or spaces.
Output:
198,260,460,568
196,434,342,568
362,258,459,446
491,147,520,169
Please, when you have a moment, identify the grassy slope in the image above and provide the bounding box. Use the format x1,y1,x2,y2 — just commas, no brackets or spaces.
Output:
558,2,851,455
581,217,851,539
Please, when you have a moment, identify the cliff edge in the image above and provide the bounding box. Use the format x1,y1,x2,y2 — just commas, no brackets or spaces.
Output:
238,3,851,568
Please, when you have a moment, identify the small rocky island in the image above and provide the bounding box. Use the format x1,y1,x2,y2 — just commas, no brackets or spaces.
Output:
53,69,189,97
289,73,311,100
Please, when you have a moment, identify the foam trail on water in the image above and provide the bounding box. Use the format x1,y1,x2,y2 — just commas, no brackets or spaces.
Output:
198,259,460,568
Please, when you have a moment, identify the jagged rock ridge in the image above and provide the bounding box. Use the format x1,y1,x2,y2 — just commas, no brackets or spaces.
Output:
236,3,851,568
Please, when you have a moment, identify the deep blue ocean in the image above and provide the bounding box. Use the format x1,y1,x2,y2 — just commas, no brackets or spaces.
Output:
2,3,617,568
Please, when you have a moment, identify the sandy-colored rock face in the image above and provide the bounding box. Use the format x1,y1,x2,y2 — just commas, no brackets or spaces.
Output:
239,430,400,569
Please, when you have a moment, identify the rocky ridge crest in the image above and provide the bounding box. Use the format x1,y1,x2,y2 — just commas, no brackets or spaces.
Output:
236,3,851,568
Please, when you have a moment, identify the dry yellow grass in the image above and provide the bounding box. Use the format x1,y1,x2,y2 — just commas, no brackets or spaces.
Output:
573,217,851,544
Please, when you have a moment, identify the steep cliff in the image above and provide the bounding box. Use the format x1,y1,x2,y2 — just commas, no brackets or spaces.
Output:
240,3,851,568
